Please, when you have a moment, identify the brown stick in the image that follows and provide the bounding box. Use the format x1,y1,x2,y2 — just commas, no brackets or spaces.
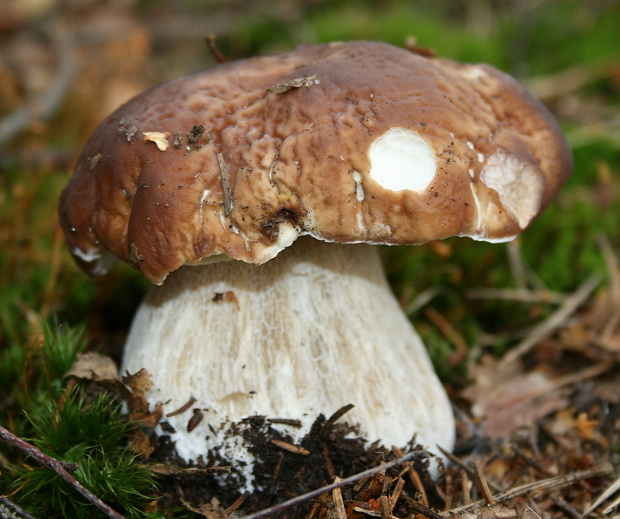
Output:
205,34,228,63
331,478,347,519
392,445,429,505
390,477,405,511
500,274,600,367
472,459,495,505
270,438,311,455
403,498,443,519
165,396,196,417
378,495,391,519
0,425,126,519
321,403,355,433
424,307,469,365
466,287,565,304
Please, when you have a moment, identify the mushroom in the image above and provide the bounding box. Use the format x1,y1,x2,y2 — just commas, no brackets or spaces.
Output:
59,41,572,490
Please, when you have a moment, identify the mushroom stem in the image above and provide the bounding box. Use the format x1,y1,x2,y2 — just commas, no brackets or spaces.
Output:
121,237,454,489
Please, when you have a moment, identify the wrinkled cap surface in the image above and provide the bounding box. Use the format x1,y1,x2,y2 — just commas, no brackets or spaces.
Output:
60,41,572,284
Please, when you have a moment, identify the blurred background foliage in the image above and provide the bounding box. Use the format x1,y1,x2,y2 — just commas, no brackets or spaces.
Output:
0,0,619,516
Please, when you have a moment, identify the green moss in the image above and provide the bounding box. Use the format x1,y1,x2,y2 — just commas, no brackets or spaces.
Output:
10,390,158,518
0,318,159,517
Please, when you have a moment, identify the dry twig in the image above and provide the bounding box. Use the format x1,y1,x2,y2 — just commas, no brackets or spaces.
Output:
472,460,495,505
424,307,469,365
224,492,250,515
404,287,448,316
403,498,443,519
507,239,529,289
584,475,620,515
0,21,78,146
393,445,429,505
436,446,502,494
525,55,620,102
331,478,347,519
500,274,600,367
205,33,227,63
466,288,565,304
270,439,311,455
165,396,197,417
440,467,612,517
0,497,38,519
147,463,231,476
319,403,355,435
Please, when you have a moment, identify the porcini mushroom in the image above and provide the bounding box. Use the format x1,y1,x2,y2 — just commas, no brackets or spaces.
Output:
59,41,572,490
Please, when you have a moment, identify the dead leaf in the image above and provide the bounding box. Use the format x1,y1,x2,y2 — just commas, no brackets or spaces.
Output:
181,497,227,519
462,355,567,438
123,369,163,428
459,504,541,518
127,428,154,458
575,412,598,440
64,352,118,381
271,74,319,93
143,131,170,151
123,368,154,392
549,408,603,448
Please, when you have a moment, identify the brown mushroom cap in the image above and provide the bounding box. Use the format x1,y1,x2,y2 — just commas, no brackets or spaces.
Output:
59,41,572,284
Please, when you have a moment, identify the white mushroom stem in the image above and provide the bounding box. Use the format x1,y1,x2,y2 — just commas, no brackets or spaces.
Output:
121,237,454,490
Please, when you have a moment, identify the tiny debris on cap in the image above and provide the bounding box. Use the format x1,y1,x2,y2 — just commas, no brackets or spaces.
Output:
59,41,572,284
143,131,171,151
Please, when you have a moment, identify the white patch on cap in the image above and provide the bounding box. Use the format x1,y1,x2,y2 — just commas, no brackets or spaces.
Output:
253,223,300,265
199,189,210,229
72,246,118,276
480,152,543,229
470,233,518,244
356,211,365,233
461,65,488,81
368,127,436,192
352,170,365,201
469,180,482,231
